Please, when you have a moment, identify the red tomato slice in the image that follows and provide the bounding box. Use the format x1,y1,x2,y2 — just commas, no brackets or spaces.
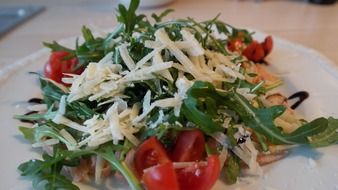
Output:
142,162,179,190
134,137,170,177
44,51,83,85
171,129,205,162
227,39,244,52
242,41,265,63
176,155,221,190
261,35,273,56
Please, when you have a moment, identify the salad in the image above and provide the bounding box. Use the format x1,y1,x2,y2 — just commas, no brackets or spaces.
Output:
15,0,338,190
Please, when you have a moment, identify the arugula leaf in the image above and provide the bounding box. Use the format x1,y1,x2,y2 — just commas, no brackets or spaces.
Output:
39,77,96,120
229,93,334,145
182,81,224,135
19,144,142,190
95,145,142,190
66,101,96,121
253,131,269,152
229,27,253,44
44,27,106,65
18,126,35,142
43,41,75,54
214,20,230,36
139,123,181,140
19,159,80,190
233,98,288,144
128,41,152,62
153,73,175,95
151,9,174,22
14,110,56,123
187,17,228,55
184,81,338,146
18,149,94,190
103,24,123,50
39,78,65,107
224,153,240,185
183,81,291,144
282,117,328,144
34,125,77,149
75,26,106,65
44,26,107,68
226,126,238,146
308,117,338,147
116,0,145,38
81,26,95,42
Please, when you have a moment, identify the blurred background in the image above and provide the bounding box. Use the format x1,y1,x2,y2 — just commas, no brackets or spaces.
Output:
0,0,337,69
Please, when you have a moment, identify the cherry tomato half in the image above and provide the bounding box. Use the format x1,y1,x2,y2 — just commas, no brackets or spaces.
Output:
134,137,170,177
227,39,244,52
142,162,179,190
242,41,265,63
261,35,273,56
171,129,205,162
43,51,83,84
176,155,221,190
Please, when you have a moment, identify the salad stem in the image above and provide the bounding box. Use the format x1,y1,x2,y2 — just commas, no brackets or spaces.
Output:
98,149,143,190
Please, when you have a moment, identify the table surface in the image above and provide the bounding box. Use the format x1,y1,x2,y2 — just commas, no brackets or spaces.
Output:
0,0,337,71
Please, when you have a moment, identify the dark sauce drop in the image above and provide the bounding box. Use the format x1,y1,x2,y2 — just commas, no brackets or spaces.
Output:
28,98,43,104
237,135,249,144
19,111,38,124
237,137,246,144
288,91,309,110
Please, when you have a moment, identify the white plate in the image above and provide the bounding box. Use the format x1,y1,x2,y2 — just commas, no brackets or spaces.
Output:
1,32,338,190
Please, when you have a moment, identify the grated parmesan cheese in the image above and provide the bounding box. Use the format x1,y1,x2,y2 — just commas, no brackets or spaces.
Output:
155,28,211,81
180,29,205,56
58,95,67,115
118,44,136,70
32,139,60,148
27,104,48,112
236,88,257,101
95,155,103,184
149,110,164,128
107,102,124,145
53,114,88,133
59,129,77,150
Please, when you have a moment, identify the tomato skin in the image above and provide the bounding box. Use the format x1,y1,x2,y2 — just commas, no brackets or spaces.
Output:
229,35,274,63
171,129,205,162
261,35,273,56
227,39,244,52
136,136,220,190
242,41,265,63
134,137,170,177
176,155,221,190
43,51,83,84
142,162,179,190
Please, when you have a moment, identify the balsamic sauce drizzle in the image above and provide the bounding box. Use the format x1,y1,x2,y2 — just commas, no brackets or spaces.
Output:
18,98,44,124
28,98,43,104
287,91,309,110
